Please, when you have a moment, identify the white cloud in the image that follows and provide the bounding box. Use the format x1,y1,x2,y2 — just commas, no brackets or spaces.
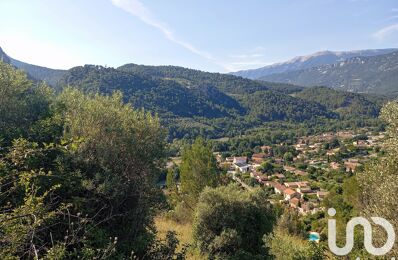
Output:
373,23,398,40
392,8,398,12
110,0,217,63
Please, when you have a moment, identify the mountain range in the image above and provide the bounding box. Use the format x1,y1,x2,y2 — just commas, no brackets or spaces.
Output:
231,49,397,79
259,51,398,95
231,48,398,95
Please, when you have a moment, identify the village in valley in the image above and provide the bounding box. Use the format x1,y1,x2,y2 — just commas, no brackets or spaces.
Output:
208,128,386,217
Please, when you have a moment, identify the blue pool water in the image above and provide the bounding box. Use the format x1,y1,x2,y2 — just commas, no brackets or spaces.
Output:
309,232,320,241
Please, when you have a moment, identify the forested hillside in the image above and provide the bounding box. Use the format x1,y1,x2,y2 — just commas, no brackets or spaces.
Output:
59,65,242,118
118,63,303,94
58,64,346,138
295,86,385,118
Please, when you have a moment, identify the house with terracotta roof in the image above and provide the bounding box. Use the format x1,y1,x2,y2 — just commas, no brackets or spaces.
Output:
284,182,299,189
233,156,247,164
284,181,309,189
283,188,300,200
255,174,269,182
273,183,287,194
297,187,312,194
290,198,300,208
251,153,267,163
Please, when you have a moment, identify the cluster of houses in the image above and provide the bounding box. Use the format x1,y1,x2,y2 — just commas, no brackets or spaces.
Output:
253,167,329,215
294,130,385,173
262,180,329,215
217,145,273,173
214,129,385,215
216,152,328,215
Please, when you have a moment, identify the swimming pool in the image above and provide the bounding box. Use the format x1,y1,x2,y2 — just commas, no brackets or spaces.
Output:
309,232,320,242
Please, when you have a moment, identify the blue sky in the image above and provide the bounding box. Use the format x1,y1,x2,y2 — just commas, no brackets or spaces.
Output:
0,0,397,72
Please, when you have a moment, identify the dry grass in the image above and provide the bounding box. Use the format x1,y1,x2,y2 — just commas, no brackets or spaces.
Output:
154,215,204,260
154,216,193,246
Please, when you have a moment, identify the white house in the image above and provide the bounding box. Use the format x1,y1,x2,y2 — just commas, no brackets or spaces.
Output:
234,163,251,173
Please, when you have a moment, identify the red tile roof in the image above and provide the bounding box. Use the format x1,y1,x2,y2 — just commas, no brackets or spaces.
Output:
284,188,297,195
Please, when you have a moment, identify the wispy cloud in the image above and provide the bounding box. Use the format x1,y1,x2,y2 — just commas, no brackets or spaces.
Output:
392,8,398,12
110,0,271,72
110,0,219,64
373,23,398,40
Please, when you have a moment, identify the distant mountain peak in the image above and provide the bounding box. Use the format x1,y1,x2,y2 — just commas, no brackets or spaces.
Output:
259,50,398,95
231,48,398,79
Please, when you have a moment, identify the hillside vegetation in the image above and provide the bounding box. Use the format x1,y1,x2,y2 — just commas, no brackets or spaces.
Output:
295,86,385,118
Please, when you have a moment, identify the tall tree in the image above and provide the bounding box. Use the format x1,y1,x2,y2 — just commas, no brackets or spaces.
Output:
193,184,276,259
0,62,52,143
179,138,218,204
58,88,167,254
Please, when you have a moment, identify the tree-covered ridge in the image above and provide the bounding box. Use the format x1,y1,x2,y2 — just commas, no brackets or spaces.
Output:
118,63,305,95
59,65,243,118
260,51,398,95
57,65,347,136
295,86,386,118
53,63,388,139
238,90,337,122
